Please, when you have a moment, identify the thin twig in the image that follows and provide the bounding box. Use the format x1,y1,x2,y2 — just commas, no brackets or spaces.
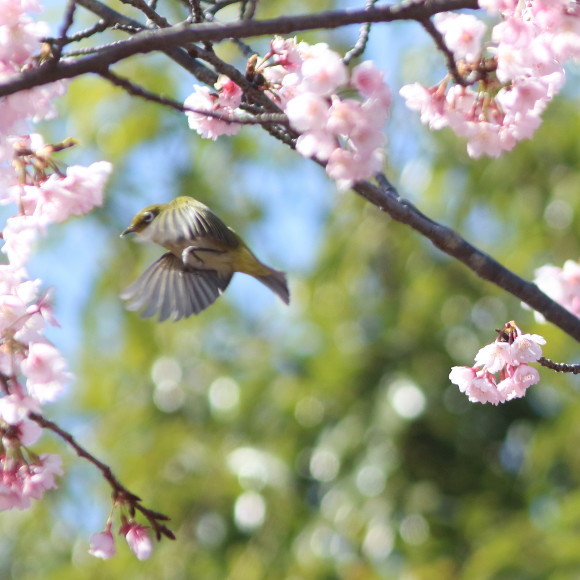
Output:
29,412,175,541
44,20,110,46
343,0,378,65
188,0,205,23
205,0,241,16
119,0,172,28
538,357,580,374
51,0,79,63
99,68,288,126
419,17,467,86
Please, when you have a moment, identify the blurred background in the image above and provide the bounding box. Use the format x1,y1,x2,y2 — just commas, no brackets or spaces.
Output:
3,1,580,578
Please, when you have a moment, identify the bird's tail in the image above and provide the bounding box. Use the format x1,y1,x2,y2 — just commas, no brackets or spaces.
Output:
255,268,290,305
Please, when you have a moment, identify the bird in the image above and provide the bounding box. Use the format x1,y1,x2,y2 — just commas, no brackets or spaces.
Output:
120,196,290,321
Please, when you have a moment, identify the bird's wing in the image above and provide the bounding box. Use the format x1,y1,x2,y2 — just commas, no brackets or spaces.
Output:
151,202,240,248
121,253,232,321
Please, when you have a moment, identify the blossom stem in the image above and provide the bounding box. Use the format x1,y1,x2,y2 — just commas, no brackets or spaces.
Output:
28,412,175,540
537,357,580,374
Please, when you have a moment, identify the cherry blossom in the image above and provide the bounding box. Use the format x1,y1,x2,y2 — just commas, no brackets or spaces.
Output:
89,530,116,560
0,452,62,510
401,2,580,158
531,259,580,321
184,38,391,190
434,13,487,62
450,322,544,405
121,522,153,560
21,342,73,403
0,3,66,161
184,76,243,140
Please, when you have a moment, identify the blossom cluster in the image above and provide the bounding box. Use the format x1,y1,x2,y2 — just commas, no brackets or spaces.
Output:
184,37,392,190
0,134,112,511
531,259,580,321
400,2,578,158
0,0,158,561
449,321,545,405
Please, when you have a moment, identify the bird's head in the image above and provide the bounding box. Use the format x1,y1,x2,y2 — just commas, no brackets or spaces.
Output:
121,204,164,237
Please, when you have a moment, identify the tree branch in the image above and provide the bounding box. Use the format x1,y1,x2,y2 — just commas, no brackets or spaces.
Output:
354,174,580,342
538,357,580,374
29,412,175,541
99,67,287,126
0,0,479,98
74,0,218,85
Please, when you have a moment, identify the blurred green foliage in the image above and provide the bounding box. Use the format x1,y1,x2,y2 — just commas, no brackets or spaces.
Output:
3,1,580,579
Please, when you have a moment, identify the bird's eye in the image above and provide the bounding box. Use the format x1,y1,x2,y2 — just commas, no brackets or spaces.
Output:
142,211,155,224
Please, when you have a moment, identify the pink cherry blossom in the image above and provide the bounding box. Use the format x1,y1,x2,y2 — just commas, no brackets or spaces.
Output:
531,259,580,320
32,161,112,225
0,394,40,425
285,93,330,132
1,214,40,267
351,61,390,101
497,364,540,401
21,453,62,499
300,43,347,96
89,530,116,560
401,2,580,158
479,0,518,15
474,341,512,373
121,522,153,560
186,38,391,189
20,342,73,403
434,13,487,62
0,475,31,510
450,322,545,405
214,75,243,108
399,83,448,130
0,453,62,510
326,147,383,189
184,84,243,140
269,36,303,73
0,7,67,155
510,334,546,364
450,366,504,405
295,130,336,161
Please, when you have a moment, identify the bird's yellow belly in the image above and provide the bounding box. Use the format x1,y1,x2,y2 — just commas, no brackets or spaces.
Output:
166,237,236,273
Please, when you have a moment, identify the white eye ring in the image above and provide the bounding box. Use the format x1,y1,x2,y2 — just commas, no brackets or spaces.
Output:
142,211,155,223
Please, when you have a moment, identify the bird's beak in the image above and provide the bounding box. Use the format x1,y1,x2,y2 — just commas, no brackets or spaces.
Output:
120,225,136,237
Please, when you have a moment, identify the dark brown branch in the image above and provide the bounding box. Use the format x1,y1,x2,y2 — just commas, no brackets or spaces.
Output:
0,0,479,98
538,357,580,374
29,412,175,541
